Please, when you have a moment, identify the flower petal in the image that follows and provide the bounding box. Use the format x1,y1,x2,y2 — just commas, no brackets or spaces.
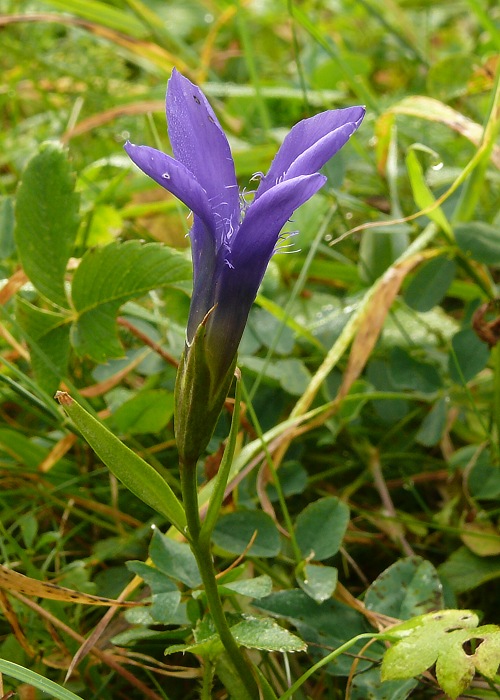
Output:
124,141,215,231
187,218,217,342
230,173,327,269
256,106,365,198
204,173,326,380
166,69,240,237
284,122,362,181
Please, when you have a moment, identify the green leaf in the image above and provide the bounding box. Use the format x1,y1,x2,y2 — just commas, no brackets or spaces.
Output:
358,226,410,284
438,546,500,592
295,496,349,561
468,453,500,500
164,638,222,659
405,148,452,237
367,360,409,424
461,519,500,557
0,659,84,700
79,204,122,247
16,297,71,395
149,591,183,624
266,461,307,501
365,557,444,619
239,356,311,396
0,427,50,467
249,308,295,355
350,667,418,700
112,389,175,435
55,391,186,532
381,610,500,700
126,561,182,622
231,616,306,652
0,195,15,259
382,610,478,679
404,256,456,312
220,575,273,599
255,294,324,351
297,563,338,603
255,589,369,675
455,221,500,265
449,327,490,383
18,513,38,550
42,0,147,36
149,528,201,589
14,142,79,307
71,240,191,361
212,511,281,558
415,398,447,447
124,600,188,629
390,346,442,394
126,561,179,593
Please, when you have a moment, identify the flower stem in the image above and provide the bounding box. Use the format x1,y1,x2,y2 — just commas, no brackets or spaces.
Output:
180,460,259,700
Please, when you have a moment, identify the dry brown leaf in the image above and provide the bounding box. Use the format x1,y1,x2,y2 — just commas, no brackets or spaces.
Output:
0,269,29,306
338,254,427,399
0,565,142,607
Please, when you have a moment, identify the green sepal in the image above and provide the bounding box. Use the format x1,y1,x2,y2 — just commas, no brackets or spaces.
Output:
175,314,236,466
55,391,186,532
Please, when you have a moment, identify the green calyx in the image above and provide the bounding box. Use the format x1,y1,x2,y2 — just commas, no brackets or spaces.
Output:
174,315,237,466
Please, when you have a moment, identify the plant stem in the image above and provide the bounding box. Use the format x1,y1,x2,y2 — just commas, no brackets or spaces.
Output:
201,658,215,700
180,460,259,700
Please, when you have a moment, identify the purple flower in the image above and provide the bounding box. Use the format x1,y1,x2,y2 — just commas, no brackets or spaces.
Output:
125,70,364,385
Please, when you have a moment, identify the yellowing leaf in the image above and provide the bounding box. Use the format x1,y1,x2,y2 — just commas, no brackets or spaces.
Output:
0,565,139,607
382,610,500,699
461,521,500,557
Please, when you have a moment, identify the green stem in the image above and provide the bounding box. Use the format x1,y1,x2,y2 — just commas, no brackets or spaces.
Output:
179,459,201,541
279,632,380,700
201,658,215,700
180,460,259,700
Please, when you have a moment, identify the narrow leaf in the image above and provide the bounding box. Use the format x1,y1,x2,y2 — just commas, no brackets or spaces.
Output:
0,659,84,700
387,96,500,169
406,149,452,237
55,391,186,531
42,0,147,37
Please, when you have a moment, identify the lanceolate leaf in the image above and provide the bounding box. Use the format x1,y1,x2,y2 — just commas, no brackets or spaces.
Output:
405,148,452,237
15,142,79,307
70,240,191,361
55,391,186,532
0,659,85,700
